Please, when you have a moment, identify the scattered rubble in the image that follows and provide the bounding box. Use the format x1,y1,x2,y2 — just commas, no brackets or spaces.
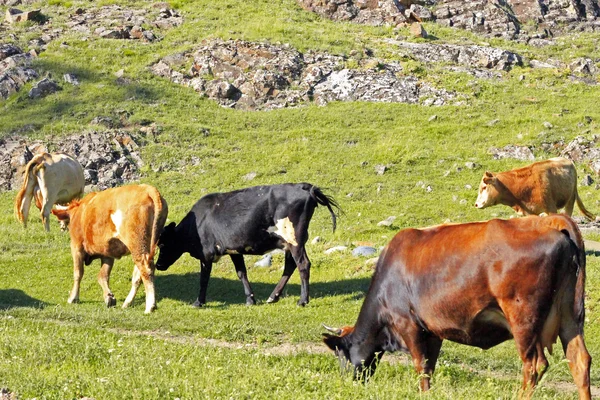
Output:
151,39,460,111
0,44,38,99
0,131,143,192
489,145,535,161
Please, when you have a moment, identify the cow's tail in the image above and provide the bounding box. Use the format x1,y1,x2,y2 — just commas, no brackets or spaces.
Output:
560,229,586,331
310,186,340,232
14,154,43,226
148,186,168,260
575,192,595,221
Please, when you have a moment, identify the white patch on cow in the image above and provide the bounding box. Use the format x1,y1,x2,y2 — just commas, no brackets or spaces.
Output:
475,187,489,208
267,217,298,246
111,210,123,237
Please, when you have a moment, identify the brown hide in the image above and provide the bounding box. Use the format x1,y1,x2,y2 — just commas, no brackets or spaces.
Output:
324,215,591,399
52,184,168,313
475,157,595,220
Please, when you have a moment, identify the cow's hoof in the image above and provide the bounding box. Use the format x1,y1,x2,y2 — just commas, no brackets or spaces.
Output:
192,300,205,308
297,299,308,307
105,294,116,308
67,298,80,304
266,296,279,304
246,297,256,306
144,305,157,314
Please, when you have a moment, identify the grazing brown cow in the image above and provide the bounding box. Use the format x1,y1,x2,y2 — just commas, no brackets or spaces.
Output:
323,215,591,399
52,184,168,313
15,152,85,231
474,157,595,220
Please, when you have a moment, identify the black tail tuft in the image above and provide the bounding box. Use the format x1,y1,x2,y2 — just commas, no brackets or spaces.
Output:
310,186,340,232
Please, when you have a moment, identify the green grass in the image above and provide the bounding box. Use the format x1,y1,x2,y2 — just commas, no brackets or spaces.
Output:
1,0,600,398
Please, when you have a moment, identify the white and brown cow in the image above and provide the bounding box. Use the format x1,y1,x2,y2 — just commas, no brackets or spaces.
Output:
15,152,85,231
475,157,595,220
52,184,168,313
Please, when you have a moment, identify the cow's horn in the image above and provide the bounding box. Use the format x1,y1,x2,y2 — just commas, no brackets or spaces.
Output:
322,323,342,335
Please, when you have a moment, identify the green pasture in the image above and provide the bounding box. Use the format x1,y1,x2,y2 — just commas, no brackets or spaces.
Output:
2,0,600,398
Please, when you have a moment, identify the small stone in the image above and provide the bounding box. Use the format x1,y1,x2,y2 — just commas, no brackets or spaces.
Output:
425,185,433,193
543,121,553,129
254,254,272,268
115,69,124,78
375,164,388,175
465,184,472,190
459,199,468,205
487,119,500,126
63,73,79,85
409,22,427,38
377,216,396,227
324,245,348,255
519,75,525,81
365,257,379,268
428,115,437,122
346,192,353,198
242,172,257,181
311,236,321,245
465,161,477,169
581,174,594,186
352,246,377,257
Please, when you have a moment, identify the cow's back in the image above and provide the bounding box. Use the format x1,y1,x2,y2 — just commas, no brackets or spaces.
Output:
372,219,576,348
73,184,166,258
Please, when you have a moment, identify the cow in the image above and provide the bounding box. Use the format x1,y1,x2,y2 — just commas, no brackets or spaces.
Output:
15,152,85,231
51,184,168,314
155,183,339,307
474,157,595,220
323,215,591,399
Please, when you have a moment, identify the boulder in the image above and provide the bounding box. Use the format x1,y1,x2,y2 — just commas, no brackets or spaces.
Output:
28,78,60,99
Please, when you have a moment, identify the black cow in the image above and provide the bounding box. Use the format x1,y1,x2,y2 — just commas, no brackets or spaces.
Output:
156,183,339,307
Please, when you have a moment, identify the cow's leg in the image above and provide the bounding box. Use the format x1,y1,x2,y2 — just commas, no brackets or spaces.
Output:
402,327,442,392
36,170,53,232
559,321,591,399
230,254,256,305
122,265,141,309
127,254,157,313
68,249,85,304
97,257,116,307
194,261,212,308
511,330,548,397
291,246,311,306
267,251,297,304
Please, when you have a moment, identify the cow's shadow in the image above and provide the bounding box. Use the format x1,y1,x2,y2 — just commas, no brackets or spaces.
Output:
156,272,370,305
0,289,47,310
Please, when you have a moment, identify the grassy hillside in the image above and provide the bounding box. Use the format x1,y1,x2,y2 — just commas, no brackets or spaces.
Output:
1,0,600,398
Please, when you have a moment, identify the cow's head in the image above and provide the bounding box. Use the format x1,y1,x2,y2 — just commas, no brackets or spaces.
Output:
474,171,499,209
156,222,182,271
323,324,379,380
51,204,74,231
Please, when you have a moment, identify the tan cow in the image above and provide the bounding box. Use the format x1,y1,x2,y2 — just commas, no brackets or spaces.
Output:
52,184,168,313
14,152,85,231
475,157,595,220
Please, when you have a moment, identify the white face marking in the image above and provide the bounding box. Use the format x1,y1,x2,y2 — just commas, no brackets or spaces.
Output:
110,210,123,237
267,217,298,246
475,185,489,208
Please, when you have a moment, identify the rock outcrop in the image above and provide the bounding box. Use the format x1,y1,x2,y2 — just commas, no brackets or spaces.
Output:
0,44,38,99
151,39,461,110
0,130,143,192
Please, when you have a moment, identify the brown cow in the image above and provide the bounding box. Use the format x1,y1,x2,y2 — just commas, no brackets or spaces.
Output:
474,157,595,220
52,184,168,313
323,215,591,399
15,152,85,231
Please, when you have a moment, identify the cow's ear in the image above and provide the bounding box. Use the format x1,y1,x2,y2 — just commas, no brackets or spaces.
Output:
483,171,495,185
51,208,70,221
323,333,344,352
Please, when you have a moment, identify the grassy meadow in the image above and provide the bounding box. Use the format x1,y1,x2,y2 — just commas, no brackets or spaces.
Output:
2,0,600,398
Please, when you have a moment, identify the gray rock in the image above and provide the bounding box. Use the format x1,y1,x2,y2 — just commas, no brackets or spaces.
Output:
428,115,438,121
324,245,348,255
375,164,388,175
487,119,500,126
242,172,257,181
465,161,478,169
63,73,79,85
377,216,396,227
543,121,554,129
352,246,377,257
28,78,61,99
311,236,321,245
581,174,594,186
489,145,534,161
254,254,272,267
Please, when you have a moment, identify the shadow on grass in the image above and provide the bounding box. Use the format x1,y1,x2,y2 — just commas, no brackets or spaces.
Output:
156,272,370,305
0,289,47,310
